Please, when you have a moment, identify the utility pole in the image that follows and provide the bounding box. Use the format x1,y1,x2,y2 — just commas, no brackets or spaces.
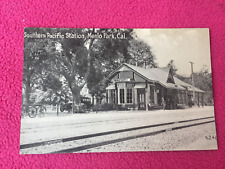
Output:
189,62,195,105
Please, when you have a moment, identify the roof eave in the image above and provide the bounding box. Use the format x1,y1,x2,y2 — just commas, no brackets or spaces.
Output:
107,63,155,83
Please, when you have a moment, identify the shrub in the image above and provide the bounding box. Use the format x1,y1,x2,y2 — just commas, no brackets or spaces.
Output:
92,103,114,111
92,103,129,111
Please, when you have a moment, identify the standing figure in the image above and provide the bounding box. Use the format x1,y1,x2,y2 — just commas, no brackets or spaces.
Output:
161,97,166,110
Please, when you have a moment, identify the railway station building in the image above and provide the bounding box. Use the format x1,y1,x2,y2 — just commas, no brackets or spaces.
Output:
106,63,204,110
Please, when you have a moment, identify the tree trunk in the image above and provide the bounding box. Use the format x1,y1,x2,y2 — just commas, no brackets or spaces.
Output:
84,38,95,82
92,95,94,105
71,88,81,113
57,103,59,116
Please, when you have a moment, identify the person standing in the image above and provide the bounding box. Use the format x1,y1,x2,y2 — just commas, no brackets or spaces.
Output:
161,97,166,110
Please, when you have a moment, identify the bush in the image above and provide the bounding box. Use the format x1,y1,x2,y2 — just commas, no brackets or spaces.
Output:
102,103,114,110
92,103,129,111
92,103,114,111
115,104,128,111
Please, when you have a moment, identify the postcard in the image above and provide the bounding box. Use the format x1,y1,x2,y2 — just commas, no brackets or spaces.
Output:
20,28,217,154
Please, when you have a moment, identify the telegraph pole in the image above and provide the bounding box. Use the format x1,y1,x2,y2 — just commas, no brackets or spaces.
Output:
189,62,195,105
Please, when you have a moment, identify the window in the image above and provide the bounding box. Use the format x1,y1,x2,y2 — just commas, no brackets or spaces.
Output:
127,89,132,103
120,89,125,103
111,90,116,103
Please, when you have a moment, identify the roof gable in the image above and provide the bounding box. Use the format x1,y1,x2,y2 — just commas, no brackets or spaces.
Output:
118,65,131,71
108,63,154,82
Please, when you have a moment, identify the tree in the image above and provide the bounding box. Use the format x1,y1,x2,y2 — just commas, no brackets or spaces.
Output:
175,66,213,105
23,38,51,111
193,68,213,104
194,69,212,91
176,67,212,92
23,28,69,108
53,29,134,112
128,37,157,68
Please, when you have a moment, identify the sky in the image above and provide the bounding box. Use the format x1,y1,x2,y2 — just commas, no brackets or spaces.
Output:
134,28,212,76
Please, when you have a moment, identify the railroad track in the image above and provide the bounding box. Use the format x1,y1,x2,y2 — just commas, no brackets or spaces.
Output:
20,116,215,154
21,116,139,133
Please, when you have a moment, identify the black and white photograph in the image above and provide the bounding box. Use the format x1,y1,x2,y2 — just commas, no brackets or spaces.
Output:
20,28,217,154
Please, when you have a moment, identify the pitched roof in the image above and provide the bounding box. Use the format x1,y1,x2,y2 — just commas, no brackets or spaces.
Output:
121,63,204,92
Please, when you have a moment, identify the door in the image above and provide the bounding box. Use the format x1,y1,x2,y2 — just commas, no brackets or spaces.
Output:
137,88,146,110
167,89,177,109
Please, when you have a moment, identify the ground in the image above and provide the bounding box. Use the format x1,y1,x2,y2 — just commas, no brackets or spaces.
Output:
20,106,218,154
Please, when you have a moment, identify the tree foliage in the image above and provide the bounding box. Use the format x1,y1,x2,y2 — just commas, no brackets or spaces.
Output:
23,38,51,106
173,63,213,104
128,38,157,68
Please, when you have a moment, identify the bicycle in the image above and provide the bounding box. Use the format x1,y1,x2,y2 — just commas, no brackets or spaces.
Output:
21,105,37,118
21,104,47,118
37,105,47,117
